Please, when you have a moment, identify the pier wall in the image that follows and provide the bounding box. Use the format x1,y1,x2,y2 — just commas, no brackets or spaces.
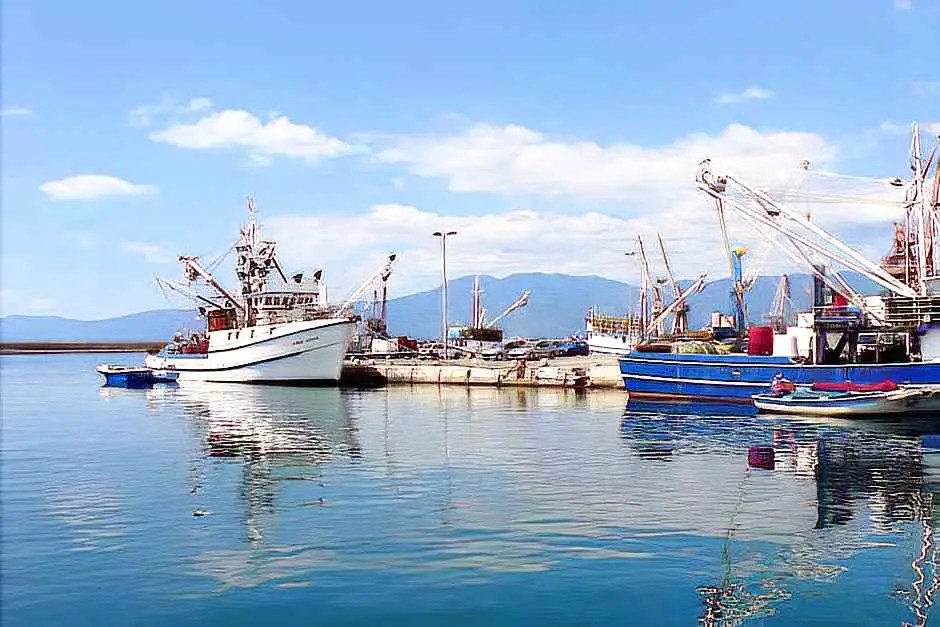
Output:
341,356,624,390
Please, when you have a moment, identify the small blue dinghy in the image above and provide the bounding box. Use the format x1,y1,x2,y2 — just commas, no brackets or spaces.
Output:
96,364,179,387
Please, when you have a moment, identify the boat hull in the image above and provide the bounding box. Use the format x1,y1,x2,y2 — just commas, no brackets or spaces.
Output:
98,371,154,388
96,365,179,387
588,334,636,356
752,389,929,416
144,318,355,384
619,352,940,404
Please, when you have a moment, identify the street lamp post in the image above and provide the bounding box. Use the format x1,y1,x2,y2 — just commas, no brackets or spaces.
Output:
433,230,457,359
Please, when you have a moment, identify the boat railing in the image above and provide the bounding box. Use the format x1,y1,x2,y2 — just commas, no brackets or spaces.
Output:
254,305,353,326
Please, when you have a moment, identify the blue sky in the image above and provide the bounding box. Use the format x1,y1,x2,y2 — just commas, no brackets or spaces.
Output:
2,0,938,319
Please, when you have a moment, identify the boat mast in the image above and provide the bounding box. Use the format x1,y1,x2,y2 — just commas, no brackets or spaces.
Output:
637,236,653,338
658,233,688,335
767,275,791,333
911,125,930,295
471,275,483,328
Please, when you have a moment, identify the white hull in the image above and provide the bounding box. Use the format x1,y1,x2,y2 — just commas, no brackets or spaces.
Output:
588,334,637,356
144,318,355,383
752,388,938,416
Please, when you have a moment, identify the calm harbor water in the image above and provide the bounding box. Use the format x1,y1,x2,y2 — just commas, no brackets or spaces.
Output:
2,353,939,626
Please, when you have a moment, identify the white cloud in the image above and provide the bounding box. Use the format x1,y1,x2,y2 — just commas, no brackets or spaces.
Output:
894,0,912,9
1,106,32,117
149,109,361,164
879,121,908,134
263,192,904,302
713,87,774,105
40,175,157,200
879,120,940,135
245,122,911,299
376,122,834,200
121,241,171,263
0,290,56,315
128,96,214,127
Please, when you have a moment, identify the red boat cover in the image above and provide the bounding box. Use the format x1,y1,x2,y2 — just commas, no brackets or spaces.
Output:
810,380,898,392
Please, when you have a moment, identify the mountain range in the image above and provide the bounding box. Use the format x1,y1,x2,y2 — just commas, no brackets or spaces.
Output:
0,271,879,342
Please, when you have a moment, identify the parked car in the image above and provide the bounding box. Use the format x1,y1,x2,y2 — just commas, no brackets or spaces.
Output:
418,342,460,359
556,339,589,356
506,342,534,360
480,344,506,360
530,339,560,359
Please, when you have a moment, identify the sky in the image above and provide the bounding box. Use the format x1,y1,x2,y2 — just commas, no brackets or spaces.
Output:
1,0,939,319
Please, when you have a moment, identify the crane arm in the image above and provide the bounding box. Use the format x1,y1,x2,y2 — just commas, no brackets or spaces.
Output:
178,255,244,311
485,291,530,328
696,161,918,299
644,274,708,338
340,253,398,310
657,233,681,297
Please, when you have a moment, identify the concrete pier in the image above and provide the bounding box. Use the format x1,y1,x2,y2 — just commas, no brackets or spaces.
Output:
340,355,624,390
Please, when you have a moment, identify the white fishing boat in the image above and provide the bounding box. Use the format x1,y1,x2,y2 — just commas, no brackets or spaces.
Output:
586,234,707,356
144,198,397,384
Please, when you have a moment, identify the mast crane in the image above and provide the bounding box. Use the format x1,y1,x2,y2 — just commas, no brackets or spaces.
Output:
658,233,689,336
485,290,530,329
644,274,708,338
340,253,398,312
636,236,664,339
695,157,921,323
765,275,792,333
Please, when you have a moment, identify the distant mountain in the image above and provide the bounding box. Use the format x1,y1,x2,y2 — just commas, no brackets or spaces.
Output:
0,271,882,342
387,271,878,339
0,309,203,342
385,273,639,339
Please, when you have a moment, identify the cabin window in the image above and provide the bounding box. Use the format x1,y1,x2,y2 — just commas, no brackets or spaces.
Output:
236,331,240,339
251,330,255,338
264,297,271,305
228,332,232,340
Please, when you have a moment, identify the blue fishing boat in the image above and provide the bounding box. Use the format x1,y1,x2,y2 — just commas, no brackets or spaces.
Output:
96,364,179,387
621,123,940,407
621,352,940,404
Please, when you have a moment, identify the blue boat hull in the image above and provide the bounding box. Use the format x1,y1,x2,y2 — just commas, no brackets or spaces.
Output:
96,365,179,388
619,352,940,404
100,372,155,388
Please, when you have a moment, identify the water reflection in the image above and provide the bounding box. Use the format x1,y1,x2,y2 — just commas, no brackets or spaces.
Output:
620,404,940,625
130,383,940,620
159,384,360,546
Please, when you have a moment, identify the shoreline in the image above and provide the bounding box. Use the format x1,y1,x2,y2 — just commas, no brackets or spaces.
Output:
0,342,163,355
1,344,625,389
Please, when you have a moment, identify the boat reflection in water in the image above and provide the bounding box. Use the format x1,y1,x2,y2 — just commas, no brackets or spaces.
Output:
622,402,939,625
130,382,936,619
170,382,360,546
